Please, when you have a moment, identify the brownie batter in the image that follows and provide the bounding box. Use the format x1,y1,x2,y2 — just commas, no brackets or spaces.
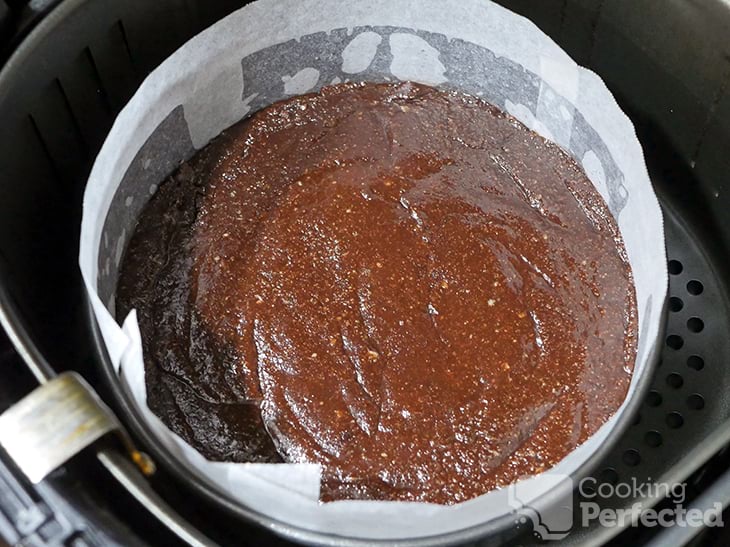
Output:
117,81,637,504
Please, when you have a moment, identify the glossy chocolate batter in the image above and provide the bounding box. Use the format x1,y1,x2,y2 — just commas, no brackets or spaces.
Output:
117,81,637,504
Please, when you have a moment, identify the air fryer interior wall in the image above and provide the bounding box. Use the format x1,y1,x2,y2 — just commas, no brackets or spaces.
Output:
0,1,729,546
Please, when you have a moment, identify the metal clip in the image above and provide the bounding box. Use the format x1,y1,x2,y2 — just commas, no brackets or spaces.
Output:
0,371,151,483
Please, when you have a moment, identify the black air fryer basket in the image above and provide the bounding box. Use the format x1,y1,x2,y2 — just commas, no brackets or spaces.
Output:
0,1,729,545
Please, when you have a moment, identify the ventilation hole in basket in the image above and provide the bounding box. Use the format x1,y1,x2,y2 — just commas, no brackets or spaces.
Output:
82,47,113,115
666,335,684,350
666,412,684,429
116,20,138,75
687,394,705,410
644,430,663,447
669,297,684,312
645,390,662,407
599,468,619,485
28,115,60,179
687,317,704,333
633,412,642,426
622,449,641,467
668,260,683,275
687,355,705,370
687,280,704,295
666,373,684,389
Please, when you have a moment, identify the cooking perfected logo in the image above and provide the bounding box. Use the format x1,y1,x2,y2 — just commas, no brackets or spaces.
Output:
507,474,725,540
507,473,575,540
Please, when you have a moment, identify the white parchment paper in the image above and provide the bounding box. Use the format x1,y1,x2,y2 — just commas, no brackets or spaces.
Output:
79,0,667,540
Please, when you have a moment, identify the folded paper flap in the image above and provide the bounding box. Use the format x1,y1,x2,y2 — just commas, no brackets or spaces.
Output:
79,0,667,540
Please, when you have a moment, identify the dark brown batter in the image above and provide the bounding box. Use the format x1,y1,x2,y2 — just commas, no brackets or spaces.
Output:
117,81,637,505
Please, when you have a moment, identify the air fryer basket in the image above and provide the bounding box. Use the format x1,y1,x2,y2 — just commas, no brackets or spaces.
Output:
1,0,729,545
